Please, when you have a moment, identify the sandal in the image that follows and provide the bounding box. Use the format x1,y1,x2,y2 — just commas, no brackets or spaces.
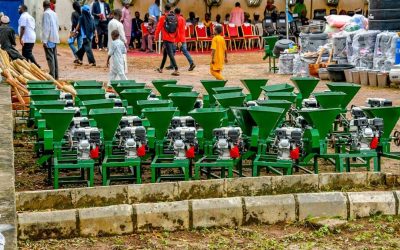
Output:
156,68,163,73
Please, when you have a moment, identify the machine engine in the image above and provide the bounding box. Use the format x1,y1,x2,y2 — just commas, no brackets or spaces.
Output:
168,116,197,160
171,116,196,128
59,92,73,101
274,127,303,160
213,127,242,160
366,98,392,107
64,106,82,117
301,98,319,110
349,107,383,151
69,122,101,160
168,127,197,159
118,116,147,159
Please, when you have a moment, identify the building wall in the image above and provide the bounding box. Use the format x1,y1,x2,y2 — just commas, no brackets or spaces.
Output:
25,0,368,43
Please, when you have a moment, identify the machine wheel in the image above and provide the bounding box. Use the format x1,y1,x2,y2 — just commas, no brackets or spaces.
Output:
394,131,400,146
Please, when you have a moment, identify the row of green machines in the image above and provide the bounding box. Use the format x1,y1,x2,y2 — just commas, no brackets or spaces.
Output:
26,78,400,189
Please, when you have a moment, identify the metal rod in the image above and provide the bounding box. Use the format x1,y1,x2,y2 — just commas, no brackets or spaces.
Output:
286,0,289,40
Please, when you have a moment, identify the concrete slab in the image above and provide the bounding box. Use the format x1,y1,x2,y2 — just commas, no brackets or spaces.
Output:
72,185,128,208
78,205,133,237
17,210,77,240
134,200,189,232
128,182,179,204
297,192,347,220
178,179,225,200
16,189,74,211
348,191,396,218
319,173,367,191
274,175,319,194
244,194,296,225
226,176,273,197
192,197,243,228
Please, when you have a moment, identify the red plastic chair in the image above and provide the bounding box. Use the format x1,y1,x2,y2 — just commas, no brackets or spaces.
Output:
221,24,233,51
226,23,247,50
241,24,260,49
185,24,197,51
209,22,214,37
195,25,213,52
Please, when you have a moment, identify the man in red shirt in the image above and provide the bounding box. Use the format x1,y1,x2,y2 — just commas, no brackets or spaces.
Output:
166,7,195,71
155,4,180,76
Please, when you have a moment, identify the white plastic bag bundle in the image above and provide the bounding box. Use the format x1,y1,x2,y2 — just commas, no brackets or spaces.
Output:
373,32,398,72
332,31,349,60
278,53,295,75
350,30,380,69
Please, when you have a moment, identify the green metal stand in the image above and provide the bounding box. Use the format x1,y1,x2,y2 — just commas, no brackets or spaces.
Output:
151,156,191,183
253,154,293,176
194,156,238,179
52,143,95,189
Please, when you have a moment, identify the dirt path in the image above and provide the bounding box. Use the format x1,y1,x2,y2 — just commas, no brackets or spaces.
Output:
19,215,400,250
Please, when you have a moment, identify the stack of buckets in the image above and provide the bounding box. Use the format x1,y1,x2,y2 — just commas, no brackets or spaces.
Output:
346,68,389,88
345,38,400,88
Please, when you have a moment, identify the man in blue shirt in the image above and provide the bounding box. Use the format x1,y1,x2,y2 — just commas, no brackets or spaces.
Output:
91,0,110,50
148,0,160,21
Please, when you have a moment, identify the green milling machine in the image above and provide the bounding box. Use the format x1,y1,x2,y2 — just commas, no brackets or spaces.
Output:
22,76,400,190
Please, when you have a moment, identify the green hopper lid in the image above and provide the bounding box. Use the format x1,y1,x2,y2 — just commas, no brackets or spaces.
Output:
248,106,284,139
240,79,269,100
39,109,75,142
142,107,177,140
76,89,106,101
261,83,294,93
151,79,177,97
313,91,347,109
326,82,361,109
291,77,320,99
298,108,341,139
161,84,193,99
89,108,124,141
265,92,297,103
82,99,115,113
120,89,151,115
362,106,400,140
189,108,227,139
137,99,172,113
168,91,199,116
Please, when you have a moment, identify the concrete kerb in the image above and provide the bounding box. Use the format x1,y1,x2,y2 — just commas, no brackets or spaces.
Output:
17,209,78,240
296,192,348,220
16,189,74,212
243,194,296,225
191,197,243,228
319,172,368,191
78,204,134,237
394,191,400,215
16,172,398,212
16,190,400,240
134,200,189,232
347,191,397,218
